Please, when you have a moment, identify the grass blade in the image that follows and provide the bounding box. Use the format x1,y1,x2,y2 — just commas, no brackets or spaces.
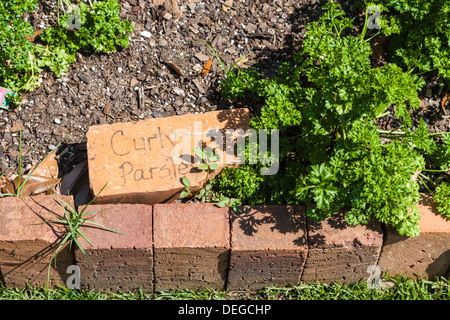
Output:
82,220,125,235
76,228,95,248
79,183,108,216
193,38,228,77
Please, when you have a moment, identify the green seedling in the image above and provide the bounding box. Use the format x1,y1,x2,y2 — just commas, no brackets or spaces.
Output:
193,147,220,178
193,38,251,79
180,175,191,198
215,195,241,213
180,147,241,212
180,146,219,199
196,183,213,202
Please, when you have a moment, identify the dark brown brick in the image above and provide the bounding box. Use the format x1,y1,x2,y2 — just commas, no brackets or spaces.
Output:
153,203,230,290
378,194,450,280
301,212,383,284
74,204,153,292
227,206,308,290
0,195,75,288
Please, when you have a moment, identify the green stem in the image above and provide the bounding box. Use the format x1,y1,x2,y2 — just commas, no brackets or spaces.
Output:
414,69,431,76
379,129,447,138
365,29,382,42
429,132,450,136
419,172,437,186
17,51,37,93
341,125,347,140
227,53,251,74
64,0,74,12
379,135,405,139
378,129,406,135
206,166,210,184
35,45,61,67
418,174,433,194
375,111,391,119
422,168,450,172
360,8,369,41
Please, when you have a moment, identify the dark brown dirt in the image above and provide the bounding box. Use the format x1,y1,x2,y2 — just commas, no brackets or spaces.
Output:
0,0,448,185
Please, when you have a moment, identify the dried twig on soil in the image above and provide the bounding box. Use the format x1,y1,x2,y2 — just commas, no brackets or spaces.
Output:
162,60,184,78
138,86,145,108
192,78,205,94
441,90,449,115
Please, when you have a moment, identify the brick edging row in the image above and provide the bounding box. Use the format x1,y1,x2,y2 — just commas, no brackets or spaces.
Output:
0,193,449,291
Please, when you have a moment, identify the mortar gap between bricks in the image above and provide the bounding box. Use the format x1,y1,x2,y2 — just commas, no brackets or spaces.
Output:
151,204,156,292
24,197,78,272
376,223,389,269
300,211,312,283
224,207,233,291
0,270,4,287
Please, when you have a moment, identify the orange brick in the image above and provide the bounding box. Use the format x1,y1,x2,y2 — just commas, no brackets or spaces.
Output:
378,193,450,280
0,195,75,288
227,206,308,290
153,203,230,290
301,212,383,284
86,109,250,204
74,204,153,292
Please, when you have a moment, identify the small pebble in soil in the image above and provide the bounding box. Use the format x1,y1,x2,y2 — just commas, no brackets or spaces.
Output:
140,31,152,38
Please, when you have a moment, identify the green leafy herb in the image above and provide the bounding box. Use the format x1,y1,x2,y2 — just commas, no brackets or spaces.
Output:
434,182,450,220
0,0,133,106
365,0,450,86
214,2,449,236
41,0,133,56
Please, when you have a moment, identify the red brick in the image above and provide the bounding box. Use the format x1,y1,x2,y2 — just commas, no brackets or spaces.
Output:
74,204,153,291
227,206,308,290
86,109,250,205
378,193,450,280
0,195,74,288
153,203,230,290
301,212,383,283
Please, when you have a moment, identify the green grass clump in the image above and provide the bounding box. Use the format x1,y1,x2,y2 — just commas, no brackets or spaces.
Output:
0,276,448,300
260,276,449,300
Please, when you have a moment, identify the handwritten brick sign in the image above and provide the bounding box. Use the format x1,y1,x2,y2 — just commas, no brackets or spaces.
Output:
86,109,250,204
